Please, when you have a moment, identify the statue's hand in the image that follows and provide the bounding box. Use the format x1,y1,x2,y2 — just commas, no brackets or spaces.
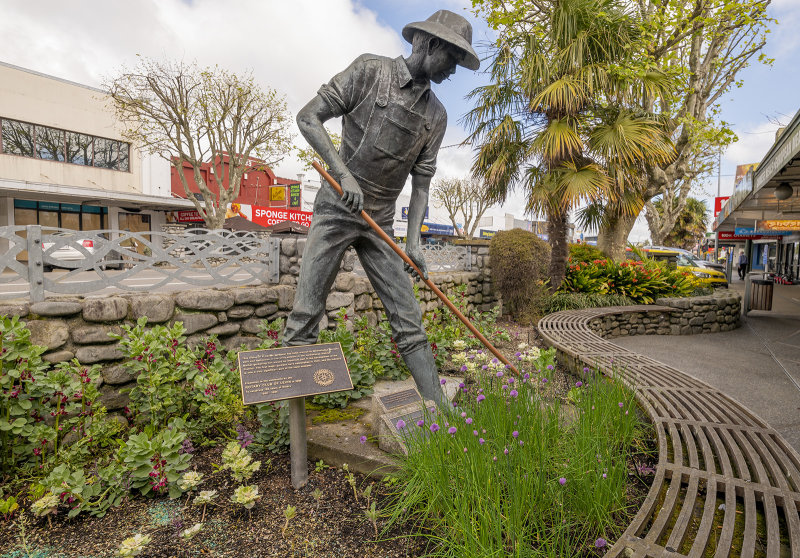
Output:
340,173,364,214
404,245,428,282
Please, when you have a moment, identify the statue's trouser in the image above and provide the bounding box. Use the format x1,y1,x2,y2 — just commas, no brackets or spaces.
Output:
283,189,445,405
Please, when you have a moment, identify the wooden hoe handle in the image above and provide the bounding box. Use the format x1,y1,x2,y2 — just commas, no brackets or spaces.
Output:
311,161,519,376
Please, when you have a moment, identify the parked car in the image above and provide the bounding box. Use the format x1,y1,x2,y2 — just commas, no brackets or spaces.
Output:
638,247,728,288
42,231,125,271
644,245,726,272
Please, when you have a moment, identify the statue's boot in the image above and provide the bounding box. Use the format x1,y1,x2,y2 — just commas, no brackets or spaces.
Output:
402,344,448,409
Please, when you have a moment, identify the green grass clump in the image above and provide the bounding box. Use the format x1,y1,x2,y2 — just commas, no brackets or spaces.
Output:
544,292,637,313
384,348,647,557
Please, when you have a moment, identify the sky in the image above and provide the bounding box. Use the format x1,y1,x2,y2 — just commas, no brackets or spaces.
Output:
1,0,799,241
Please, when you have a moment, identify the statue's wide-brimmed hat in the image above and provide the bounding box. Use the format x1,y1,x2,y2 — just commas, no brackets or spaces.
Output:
402,10,480,71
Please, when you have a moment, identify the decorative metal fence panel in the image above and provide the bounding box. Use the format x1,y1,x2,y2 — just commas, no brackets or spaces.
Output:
351,243,471,277
0,226,280,302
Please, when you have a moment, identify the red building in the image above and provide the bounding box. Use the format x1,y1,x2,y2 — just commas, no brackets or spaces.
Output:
170,155,300,209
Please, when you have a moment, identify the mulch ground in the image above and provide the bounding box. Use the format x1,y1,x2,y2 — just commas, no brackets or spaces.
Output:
0,320,657,557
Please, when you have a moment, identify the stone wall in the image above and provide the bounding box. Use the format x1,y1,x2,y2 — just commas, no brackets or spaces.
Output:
0,238,496,415
587,291,741,338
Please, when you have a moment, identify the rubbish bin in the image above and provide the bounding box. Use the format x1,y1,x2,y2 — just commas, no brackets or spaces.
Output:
750,278,774,311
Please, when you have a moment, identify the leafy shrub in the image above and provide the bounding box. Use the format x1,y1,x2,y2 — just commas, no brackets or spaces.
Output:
559,256,697,304
568,243,607,264
544,292,637,313
489,229,551,321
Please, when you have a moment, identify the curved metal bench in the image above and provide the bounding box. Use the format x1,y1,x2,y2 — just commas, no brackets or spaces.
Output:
539,305,800,557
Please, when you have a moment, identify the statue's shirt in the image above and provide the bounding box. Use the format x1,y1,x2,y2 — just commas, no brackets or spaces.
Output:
317,54,448,227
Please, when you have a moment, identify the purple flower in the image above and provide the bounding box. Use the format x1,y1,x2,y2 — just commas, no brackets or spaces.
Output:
618,402,624,408
559,477,566,486
460,365,468,372
448,426,457,435
523,373,530,380
478,388,484,394
515,352,521,357
507,377,514,384
461,412,467,418
547,365,554,371
180,438,195,455
492,358,498,364
583,367,590,373
512,431,519,438
236,424,254,448
476,394,485,403
479,438,485,445
430,423,440,433
482,365,488,370
519,440,524,446
473,430,478,436
360,435,367,444
503,448,509,455
595,538,607,549
496,371,503,378
417,419,425,427
542,378,548,384
575,381,583,387
602,473,607,479
463,447,468,453
502,385,509,391
466,417,473,425
510,389,518,398
440,379,447,386
396,419,406,430
459,382,465,389
493,456,497,462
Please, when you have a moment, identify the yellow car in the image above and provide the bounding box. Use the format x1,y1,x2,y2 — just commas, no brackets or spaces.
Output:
640,248,728,288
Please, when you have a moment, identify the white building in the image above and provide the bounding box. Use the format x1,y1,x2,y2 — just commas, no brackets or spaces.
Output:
0,61,194,239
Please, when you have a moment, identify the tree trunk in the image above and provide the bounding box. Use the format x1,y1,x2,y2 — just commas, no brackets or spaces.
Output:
597,213,638,261
547,209,569,291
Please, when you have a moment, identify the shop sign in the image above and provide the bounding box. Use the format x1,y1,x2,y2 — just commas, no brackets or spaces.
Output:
718,231,766,241
420,222,454,236
757,219,800,232
252,207,313,227
401,206,429,220
479,229,496,239
735,226,792,237
713,196,730,217
270,186,286,201
289,183,301,208
177,210,204,223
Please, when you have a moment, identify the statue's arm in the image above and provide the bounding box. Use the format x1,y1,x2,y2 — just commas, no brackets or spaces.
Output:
297,97,363,213
404,174,431,280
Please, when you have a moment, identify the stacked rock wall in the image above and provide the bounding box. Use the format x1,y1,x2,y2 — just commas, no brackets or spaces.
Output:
587,291,741,338
0,238,496,414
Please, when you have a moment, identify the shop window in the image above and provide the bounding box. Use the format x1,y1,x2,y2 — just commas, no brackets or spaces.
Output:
66,132,93,166
93,137,116,169
116,142,129,172
35,125,65,161
1,119,35,157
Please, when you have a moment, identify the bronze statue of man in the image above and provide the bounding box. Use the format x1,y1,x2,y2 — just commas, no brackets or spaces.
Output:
283,10,480,405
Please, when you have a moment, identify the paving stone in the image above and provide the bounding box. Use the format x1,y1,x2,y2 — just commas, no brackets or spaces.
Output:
172,313,218,335
27,319,69,350
72,325,122,345
128,294,175,323
30,301,83,317
83,297,128,322
75,344,125,364
175,290,234,311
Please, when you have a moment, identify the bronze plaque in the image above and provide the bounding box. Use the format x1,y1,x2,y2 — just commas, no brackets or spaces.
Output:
237,343,353,405
379,388,421,411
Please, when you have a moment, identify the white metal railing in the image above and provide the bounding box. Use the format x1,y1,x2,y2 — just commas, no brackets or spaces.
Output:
0,226,280,302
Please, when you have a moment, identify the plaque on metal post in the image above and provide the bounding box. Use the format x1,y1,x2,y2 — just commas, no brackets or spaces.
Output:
237,343,354,405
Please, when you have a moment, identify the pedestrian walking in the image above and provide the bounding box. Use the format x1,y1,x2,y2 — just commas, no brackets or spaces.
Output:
738,249,749,280
282,10,480,406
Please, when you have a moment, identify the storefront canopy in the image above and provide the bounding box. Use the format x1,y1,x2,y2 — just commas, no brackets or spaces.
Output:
715,109,800,233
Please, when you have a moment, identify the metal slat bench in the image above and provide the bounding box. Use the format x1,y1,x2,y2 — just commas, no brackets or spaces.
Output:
539,306,800,557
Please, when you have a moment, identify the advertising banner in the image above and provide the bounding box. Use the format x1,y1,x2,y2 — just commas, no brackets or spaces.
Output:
479,229,497,239
718,231,767,241
714,196,730,217
176,210,204,223
289,183,301,208
420,222,455,236
252,207,313,228
735,226,792,237
270,187,286,202
757,219,800,232
401,206,429,220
